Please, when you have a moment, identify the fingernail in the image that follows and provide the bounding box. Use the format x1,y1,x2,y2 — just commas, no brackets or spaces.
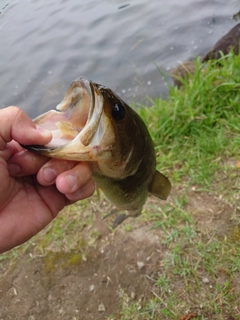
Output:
43,168,57,183
36,125,52,139
8,163,21,176
65,174,77,191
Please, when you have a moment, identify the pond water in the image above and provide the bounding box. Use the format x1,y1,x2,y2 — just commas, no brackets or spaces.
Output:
0,0,238,117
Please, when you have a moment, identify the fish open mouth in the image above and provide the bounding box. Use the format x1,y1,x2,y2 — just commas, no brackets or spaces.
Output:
34,77,103,148
25,77,115,160
23,77,115,161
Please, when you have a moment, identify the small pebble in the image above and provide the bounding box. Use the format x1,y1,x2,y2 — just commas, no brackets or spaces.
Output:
202,277,210,284
58,308,64,314
131,291,136,299
137,261,145,270
90,285,95,292
98,303,106,312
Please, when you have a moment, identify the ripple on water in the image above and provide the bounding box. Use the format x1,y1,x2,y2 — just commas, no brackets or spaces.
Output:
0,0,238,116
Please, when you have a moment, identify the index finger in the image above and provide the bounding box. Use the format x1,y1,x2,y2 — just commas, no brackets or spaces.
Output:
0,106,52,149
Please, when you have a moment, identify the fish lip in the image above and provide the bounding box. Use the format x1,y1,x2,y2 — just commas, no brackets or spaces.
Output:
85,78,96,124
75,77,93,101
78,78,104,146
57,76,95,118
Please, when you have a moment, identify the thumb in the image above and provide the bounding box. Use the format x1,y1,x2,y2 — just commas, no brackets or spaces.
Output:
0,106,52,148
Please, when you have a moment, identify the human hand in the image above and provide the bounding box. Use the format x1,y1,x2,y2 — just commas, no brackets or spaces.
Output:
0,106,95,253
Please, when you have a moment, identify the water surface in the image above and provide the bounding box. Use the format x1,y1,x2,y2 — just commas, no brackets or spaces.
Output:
0,0,238,117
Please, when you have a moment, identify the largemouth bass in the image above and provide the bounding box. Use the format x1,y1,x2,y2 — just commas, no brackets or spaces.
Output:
24,77,171,227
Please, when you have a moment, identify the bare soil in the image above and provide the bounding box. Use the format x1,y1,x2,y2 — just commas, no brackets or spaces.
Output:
0,187,239,320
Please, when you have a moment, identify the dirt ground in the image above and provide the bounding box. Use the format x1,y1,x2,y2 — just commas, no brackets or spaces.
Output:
0,187,239,320
0,220,165,320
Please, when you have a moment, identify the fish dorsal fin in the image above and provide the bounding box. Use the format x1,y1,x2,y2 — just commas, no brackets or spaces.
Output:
149,170,171,200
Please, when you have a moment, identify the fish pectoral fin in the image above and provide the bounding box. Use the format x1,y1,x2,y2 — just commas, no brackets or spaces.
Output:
104,208,142,228
112,209,142,228
112,213,127,229
103,209,126,228
96,187,104,201
103,208,118,220
149,170,171,200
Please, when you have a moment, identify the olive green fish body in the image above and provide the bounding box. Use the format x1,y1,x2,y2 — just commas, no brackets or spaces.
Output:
24,77,171,227
90,103,156,212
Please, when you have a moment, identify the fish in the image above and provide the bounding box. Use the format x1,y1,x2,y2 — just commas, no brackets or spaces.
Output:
23,77,171,228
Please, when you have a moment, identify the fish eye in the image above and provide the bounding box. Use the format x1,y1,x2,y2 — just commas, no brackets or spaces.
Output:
112,103,126,121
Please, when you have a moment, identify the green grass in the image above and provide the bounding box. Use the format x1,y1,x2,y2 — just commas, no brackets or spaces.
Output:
138,53,240,188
